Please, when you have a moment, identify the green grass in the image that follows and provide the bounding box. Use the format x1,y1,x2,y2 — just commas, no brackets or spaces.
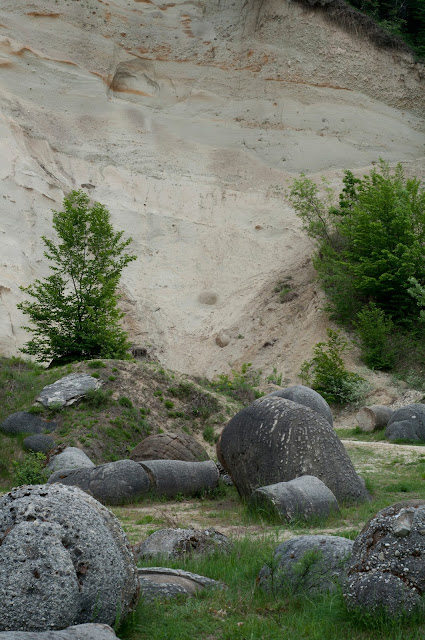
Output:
117,537,425,640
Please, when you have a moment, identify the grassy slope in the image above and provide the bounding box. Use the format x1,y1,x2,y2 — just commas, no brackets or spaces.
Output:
3,357,425,638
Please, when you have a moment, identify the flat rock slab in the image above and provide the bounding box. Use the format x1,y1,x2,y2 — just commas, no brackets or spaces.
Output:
344,500,425,617
36,374,101,409
133,527,233,560
48,460,150,505
138,567,225,601
47,448,95,474
0,624,118,639
0,413,57,436
23,434,56,454
0,484,139,632
259,535,354,594
250,475,339,522
139,460,219,498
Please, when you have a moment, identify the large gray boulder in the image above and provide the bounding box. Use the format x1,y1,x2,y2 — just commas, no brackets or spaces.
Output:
47,448,95,474
268,385,333,426
0,484,139,632
133,527,232,561
217,396,368,503
23,434,56,454
130,432,209,462
139,460,219,498
250,475,339,522
258,535,353,594
48,460,150,505
385,404,425,442
138,567,224,601
0,624,118,639
0,412,57,436
344,500,425,617
36,374,101,409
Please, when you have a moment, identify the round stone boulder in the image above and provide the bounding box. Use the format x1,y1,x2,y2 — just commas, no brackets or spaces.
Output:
344,500,425,617
47,447,95,474
23,434,56,454
0,412,57,436
258,535,353,594
250,475,339,523
0,484,139,632
385,404,425,442
130,432,209,463
217,396,368,503
268,385,333,426
133,527,232,561
48,460,150,505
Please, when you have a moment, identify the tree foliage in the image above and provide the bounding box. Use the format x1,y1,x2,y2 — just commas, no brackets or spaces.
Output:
347,0,425,59
290,161,425,326
18,190,136,364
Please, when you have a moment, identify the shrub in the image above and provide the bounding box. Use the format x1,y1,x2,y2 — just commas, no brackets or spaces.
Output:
300,329,368,404
12,452,48,486
355,303,395,369
118,396,133,409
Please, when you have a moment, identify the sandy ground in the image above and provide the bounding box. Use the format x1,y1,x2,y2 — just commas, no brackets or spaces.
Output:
1,0,424,381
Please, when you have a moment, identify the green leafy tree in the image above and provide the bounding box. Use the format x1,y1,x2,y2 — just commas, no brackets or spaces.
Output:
18,190,136,364
289,161,425,325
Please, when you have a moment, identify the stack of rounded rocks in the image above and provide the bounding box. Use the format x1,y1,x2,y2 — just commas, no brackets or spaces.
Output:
217,385,368,508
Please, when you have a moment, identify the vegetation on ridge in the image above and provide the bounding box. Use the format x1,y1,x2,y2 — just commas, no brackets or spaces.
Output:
290,161,425,378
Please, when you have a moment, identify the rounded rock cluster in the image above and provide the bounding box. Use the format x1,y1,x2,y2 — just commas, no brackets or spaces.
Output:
0,484,139,632
344,500,425,617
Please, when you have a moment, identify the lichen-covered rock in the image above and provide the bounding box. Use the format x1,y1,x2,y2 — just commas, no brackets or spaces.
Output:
138,567,225,601
385,404,425,442
344,500,425,617
0,624,118,639
130,432,209,463
258,535,353,594
48,460,150,505
36,374,101,409
47,447,95,474
139,459,219,498
0,484,139,632
250,475,339,522
23,434,56,454
217,396,368,503
268,385,333,426
0,412,57,436
133,527,232,561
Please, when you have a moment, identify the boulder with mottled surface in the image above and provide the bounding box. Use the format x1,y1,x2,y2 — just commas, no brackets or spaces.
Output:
344,500,425,617
217,396,368,503
130,432,209,462
133,527,232,560
259,535,353,594
0,484,139,632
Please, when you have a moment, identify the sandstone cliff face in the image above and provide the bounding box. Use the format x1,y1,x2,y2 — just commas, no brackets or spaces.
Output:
1,0,424,378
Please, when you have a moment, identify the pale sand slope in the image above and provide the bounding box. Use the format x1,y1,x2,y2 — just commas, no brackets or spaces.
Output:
0,0,424,379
